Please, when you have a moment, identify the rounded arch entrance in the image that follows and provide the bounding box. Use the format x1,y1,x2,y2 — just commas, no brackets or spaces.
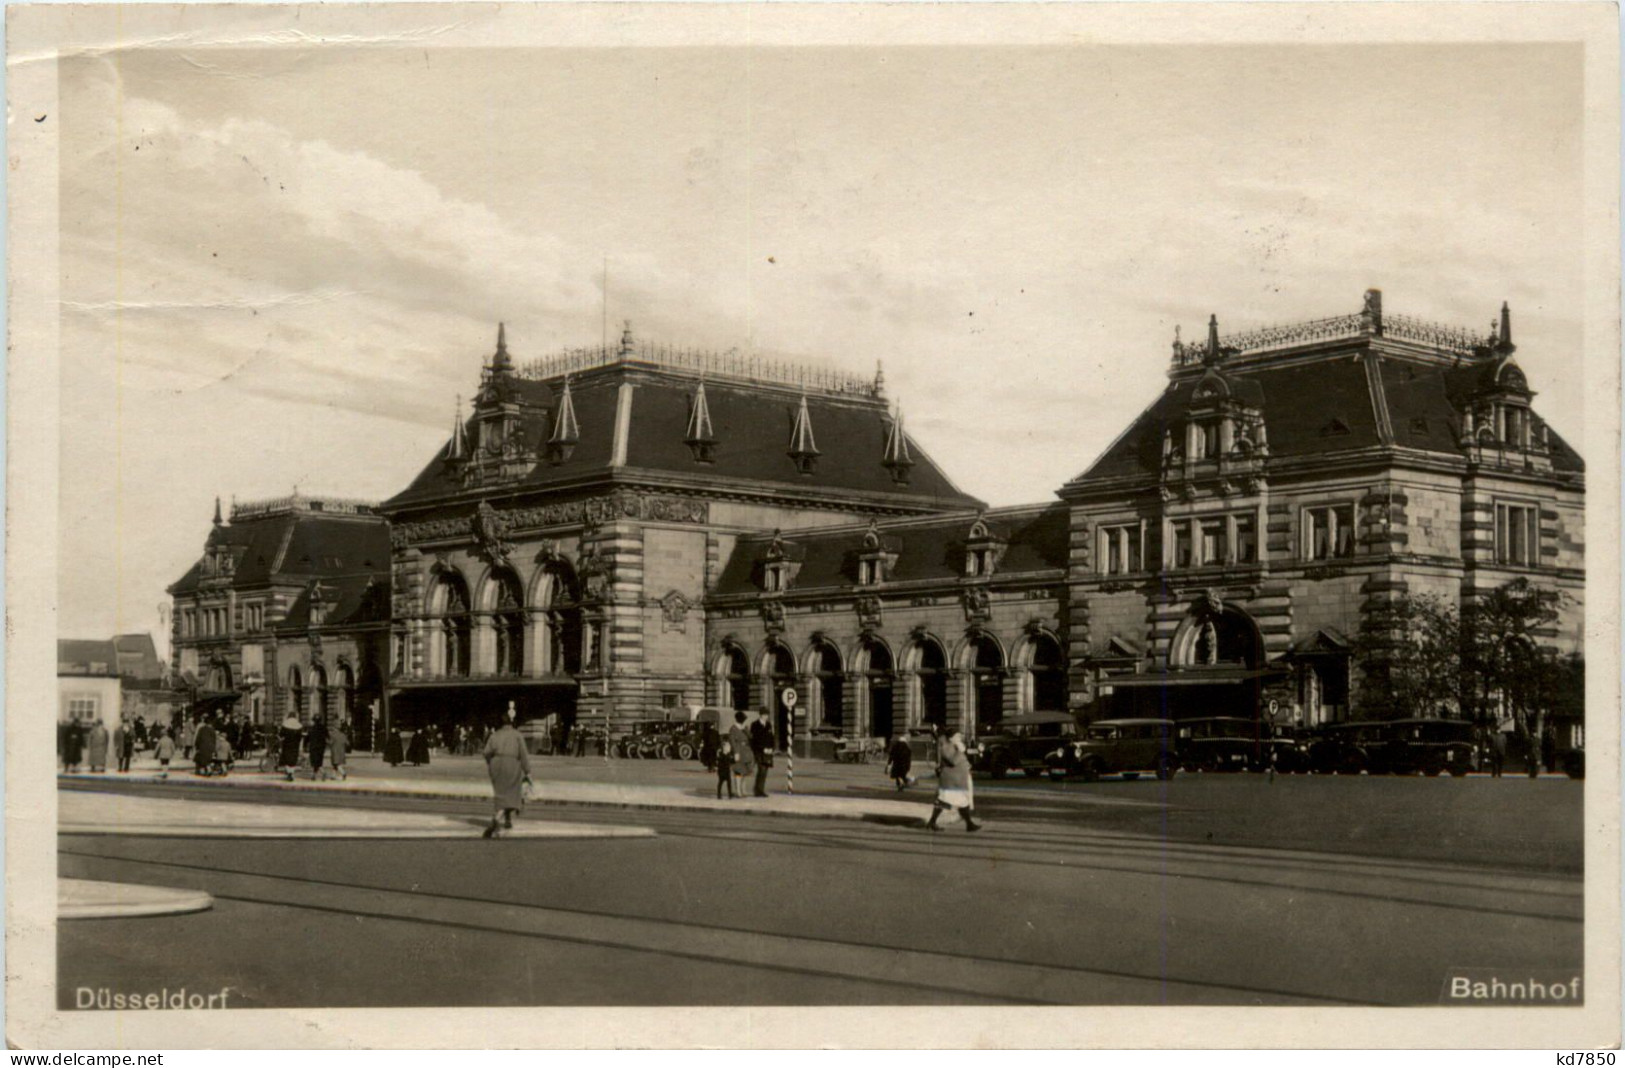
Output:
962,631,1005,734
286,665,304,722
309,664,329,722
714,643,752,712
481,566,526,677
1016,630,1067,713
532,562,583,676
1169,603,1265,669
854,636,895,739
427,568,472,678
759,642,797,748
804,639,845,732
902,634,949,732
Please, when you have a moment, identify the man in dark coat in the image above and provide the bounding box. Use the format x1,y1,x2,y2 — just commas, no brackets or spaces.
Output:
748,709,775,798
63,721,85,772
193,718,218,777
406,728,431,766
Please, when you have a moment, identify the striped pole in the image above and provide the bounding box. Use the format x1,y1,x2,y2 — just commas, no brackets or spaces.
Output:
787,748,794,795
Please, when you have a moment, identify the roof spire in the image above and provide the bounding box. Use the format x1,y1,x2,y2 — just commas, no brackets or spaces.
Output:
212,496,223,526
882,402,914,485
619,319,635,357
1205,314,1222,364
444,394,468,462
684,381,718,463
1498,301,1514,354
546,377,580,463
492,322,513,374
787,394,820,475
874,359,886,396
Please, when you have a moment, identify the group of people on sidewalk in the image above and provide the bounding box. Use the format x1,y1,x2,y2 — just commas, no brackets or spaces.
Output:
276,713,349,782
712,709,777,799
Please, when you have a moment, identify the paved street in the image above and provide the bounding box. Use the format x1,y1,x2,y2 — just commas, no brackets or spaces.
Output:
58,763,1583,1008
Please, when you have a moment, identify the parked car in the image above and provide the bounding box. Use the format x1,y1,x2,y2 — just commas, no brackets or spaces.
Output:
615,720,705,760
968,711,1080,779
1301,718,1477,776
1046,718,1179,782
1175,717,1292,773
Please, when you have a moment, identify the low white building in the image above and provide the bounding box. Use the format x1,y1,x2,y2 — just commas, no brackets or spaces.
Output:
58,639,123,732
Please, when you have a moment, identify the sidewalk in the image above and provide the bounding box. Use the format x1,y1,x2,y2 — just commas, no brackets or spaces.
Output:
59,752,934,826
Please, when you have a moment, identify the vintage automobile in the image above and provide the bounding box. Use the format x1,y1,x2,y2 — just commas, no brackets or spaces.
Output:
615,720,706,760
1175,716,1295,773
1046,718,1179,782
1557,745,1585,779
1301,718,1477,776
968,711,1080,779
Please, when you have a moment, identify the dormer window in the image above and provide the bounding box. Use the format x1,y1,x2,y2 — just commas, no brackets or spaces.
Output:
759,529,804,592
858,559,882,585
963,518,1007,579
855,522,900,586
765,566,787,593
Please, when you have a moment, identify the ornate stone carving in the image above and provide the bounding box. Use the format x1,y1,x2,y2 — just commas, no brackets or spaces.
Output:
471,500,515,564
855,595,883,631
577,546,612,602
761,599,786,635
962,586,991,623
659,590,691,634
389,491,711,549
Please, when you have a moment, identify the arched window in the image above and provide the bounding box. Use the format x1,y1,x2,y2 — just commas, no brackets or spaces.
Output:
912,638,948,730
765,643,796,746
809,641,844,731
431,571,472,678
967,632,1004,734
334,662,354,726
287,665,304,722
537,564,582,675
718,644,751,711
310,664,328,722
861,638,895,739
491,569,525,676
1028,633,1066,713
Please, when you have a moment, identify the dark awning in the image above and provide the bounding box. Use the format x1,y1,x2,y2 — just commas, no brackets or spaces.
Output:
1100,666,1289,690
389,677,581,692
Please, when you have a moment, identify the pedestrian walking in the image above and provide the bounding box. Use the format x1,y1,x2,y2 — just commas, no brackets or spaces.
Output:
749,708,775,798
308,717,330,781
728,712,753,798
63,721,85,773
886,733,916,791
192,718,217,777
384,728,404,766
278,713,304,782
715,739,737,799
927,726,982,832
481,706,532,838
179,719,196,761
699,724,719,772
328,721,349,781
154,728,176,780
113,721,132,773
214,728,233,777
87,721,110,773
1487,728,1506,777
1541,727,1557,774
406,728,431,766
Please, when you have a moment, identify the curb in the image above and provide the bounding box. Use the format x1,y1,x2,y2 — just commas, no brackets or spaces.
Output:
57,775,930,828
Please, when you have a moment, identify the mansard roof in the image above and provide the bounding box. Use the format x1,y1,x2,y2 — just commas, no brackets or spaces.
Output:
384,352,980,513
1069,344,1582,489
168,500,391,596
711,504,1069,595
277,574,391,631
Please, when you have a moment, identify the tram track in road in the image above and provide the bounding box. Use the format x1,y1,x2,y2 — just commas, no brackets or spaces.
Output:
57,846,1372,1006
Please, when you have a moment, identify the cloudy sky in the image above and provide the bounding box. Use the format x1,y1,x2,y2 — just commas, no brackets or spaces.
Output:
56,37,1588,646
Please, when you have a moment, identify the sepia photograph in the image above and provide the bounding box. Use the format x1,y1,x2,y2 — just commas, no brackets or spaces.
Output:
6,1,1620,1050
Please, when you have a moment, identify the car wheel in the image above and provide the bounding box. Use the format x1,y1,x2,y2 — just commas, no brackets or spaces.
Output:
1079,759,1101,783
1156,755,1178,781
990,752,1011,780
677,742,694,761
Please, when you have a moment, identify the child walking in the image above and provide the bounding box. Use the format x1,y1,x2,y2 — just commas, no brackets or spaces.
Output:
154,728,176,780
715,740,737,799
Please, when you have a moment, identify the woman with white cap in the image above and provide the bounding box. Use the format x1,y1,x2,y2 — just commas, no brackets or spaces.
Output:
481,703,532,838
927,726,982,833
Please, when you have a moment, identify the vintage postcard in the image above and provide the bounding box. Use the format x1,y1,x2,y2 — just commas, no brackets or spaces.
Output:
7,2,1620,1050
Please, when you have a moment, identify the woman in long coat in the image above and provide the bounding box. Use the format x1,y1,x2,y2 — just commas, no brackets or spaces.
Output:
481,708,532,838
87,721,110,773
927,727,981,832
327,721,348,781
406,728,431,767
307,717,330,781
278,713,304,782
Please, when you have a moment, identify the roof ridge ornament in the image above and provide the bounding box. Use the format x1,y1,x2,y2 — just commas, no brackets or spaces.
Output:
788,394,820,475
492,322,513,374
684,381,718,463
444,394,468,463
882,401,914,485
546,377,580,464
